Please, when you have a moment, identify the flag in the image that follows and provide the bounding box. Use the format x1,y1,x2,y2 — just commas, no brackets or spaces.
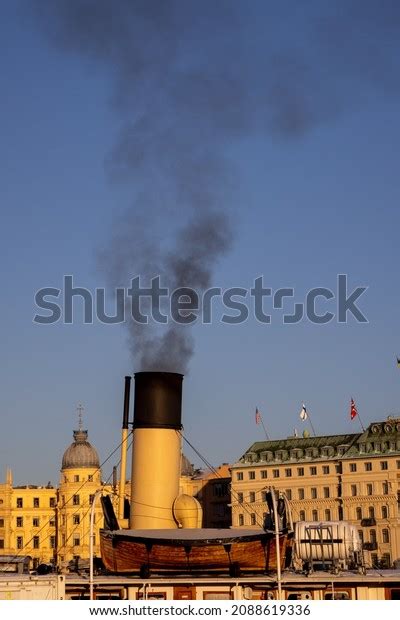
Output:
255,407,261,425
299,404,308,421
350,398,358,420
397,356,400,368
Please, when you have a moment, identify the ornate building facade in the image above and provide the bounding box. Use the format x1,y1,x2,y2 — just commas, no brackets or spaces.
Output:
0,425,107,569
231,418,400,568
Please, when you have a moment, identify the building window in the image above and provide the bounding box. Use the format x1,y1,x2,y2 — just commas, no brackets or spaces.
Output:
32,518,40,527
33,498,39,508
310,467,317,476
298,488,305,500
370,529,376,544
89,494,95,505
299,510,306,521
50,536,56,549
335,464,342,474
325,509,331,520
261,491,268,502
213,482,228,497
297,467,304,477
382,482,389,495
272,469,280,478
358,529,364,543
382,528,390,544
322,466,330,475
73,515,80,525
350,463,357,472
16,536,23,549
371,553,378,567
16,517,23,527
238,514,244,526
356,507,362,520
285,468,292,477
261,470,267,479
236,472,243,481
397,460,400,469
88,475,93,482
380,461,388,471
73,495,80,506
74,475,80,482
367,483,373,495
323,487,330,498
351,484,357,496
365,462,372,472
382,505,388,519
312,510,318,521
249,471,255,480
33,536,39,549
249,492,255,503
250,513,256,526
49,497,56,508
0,539,4,549
16,498,23,508
237,493,243,504
73,537,80,547
369,506,375,519
0,519,4,528
311,488,317,499
49,519,55,527
285,489,292,500
381,553,391,568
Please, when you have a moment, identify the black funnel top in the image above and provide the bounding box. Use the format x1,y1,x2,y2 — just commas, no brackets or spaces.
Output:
133,372,183,430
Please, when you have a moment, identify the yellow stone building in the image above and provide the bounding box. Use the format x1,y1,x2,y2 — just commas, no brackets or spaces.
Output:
58,427,106,567
231,418,400,569
0,425,107,569
179,462,232,528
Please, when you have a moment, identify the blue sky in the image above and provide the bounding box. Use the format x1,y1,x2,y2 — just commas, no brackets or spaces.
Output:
1,1,400,485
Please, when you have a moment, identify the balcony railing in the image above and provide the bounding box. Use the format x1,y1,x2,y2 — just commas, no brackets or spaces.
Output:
360,518,376,527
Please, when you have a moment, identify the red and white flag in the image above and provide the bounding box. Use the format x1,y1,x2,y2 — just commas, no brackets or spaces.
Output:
350,398,358,420
255,407,261,425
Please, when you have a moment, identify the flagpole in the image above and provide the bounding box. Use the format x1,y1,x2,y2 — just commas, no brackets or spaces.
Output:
306,413,317,437
256,407,270,440
260,416,270,440
356,410,366,432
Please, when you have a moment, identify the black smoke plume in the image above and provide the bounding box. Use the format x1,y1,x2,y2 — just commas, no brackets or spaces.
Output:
29,0,400,372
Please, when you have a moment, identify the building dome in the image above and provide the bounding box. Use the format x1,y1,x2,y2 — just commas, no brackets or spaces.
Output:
62,429,100,470
180,453,195,476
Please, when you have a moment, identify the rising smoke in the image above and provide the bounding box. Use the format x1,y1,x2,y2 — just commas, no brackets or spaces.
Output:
29,0,400,372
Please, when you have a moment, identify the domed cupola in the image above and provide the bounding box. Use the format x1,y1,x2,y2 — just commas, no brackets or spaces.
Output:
62,428,100,470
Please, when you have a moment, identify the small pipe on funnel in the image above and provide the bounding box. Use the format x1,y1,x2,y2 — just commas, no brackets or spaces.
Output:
118,376,131,521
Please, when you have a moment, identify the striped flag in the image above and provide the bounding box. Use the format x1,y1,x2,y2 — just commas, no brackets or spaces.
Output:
350,398,358,420
255,407,261,425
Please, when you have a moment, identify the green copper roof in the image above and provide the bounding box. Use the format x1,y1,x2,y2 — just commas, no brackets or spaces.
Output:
234,419,400,465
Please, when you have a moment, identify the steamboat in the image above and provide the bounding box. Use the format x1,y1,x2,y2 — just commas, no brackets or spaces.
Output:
99,372,293,577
